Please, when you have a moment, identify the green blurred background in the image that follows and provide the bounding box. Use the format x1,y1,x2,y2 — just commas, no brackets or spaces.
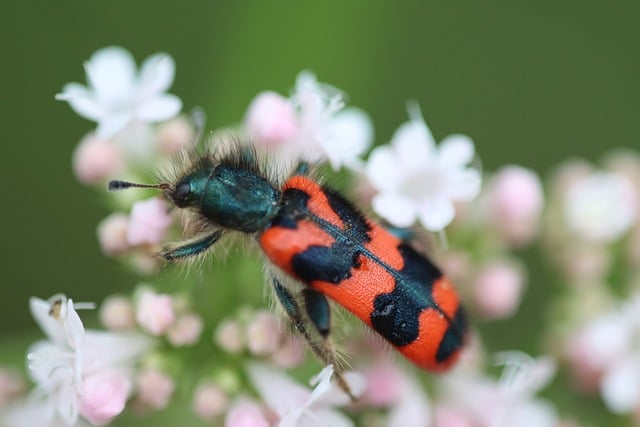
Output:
2,0,639,345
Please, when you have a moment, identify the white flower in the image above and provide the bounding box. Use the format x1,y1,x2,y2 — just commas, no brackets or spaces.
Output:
2,400,93,427
601,355,640,413
386,375,432,427
573,293,640,413
564,171,637,243
365,105,481,231
56,46,182,139
245,71,373,171
440,352,557,427
25,294,152,426
247,363,366,427
291,71,373,170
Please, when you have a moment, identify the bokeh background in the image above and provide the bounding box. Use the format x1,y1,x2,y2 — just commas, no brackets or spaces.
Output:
1,1,639,424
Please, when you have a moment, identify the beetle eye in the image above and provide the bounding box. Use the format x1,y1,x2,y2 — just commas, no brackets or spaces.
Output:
173,182,191,205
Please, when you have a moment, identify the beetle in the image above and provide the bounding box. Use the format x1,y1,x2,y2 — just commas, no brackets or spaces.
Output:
109,137,467,398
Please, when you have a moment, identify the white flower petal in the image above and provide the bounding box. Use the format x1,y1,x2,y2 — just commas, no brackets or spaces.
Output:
495,352,556,397
366,146,404,192
601,357,640,413
445,168,482,201
372,193,418,227
138,53,175,98
502,399,557,427
310,369,367,407
391,118,435,171
55,382,80,425
63,299,85,351
417,197,455,231
323,107,374,170
136,94,182,122
565,172,637,243
387,377,431,427
95,112,132,139
85,46,136,105
56,83,104,121
29,297,65,345
247,363,309,418
438,134,475,167
82,331,153,373
294,408,354,427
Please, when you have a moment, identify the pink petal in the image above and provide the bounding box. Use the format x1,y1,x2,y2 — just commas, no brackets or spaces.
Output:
245,91,298,145
79,371,131,425
225,399,270,427
126,198,172,246
73,135,125,184
135,291,175,336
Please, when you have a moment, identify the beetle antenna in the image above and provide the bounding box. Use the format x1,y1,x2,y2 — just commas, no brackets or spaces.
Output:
108,180,173,192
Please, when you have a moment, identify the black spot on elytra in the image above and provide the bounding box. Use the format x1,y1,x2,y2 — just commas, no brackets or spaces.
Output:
370,243,447,347
436,305,467,362
285,186,372,283
371,292,420,345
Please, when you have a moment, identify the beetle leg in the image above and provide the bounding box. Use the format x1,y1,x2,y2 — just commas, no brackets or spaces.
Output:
271,277,358,401
160,229,223,261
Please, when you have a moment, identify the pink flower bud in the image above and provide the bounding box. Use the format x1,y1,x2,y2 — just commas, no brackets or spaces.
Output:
215,319,245,354
73,134,125,184
126,198,172,246
565,335,604,393
271,335,305,369
79,371,132,425
434,405,474,427
99,295,136,330
0,368,25,406
245,91,297,145
224,399,270,427
363,361,406,407
485,165,544,246
135,369,174,410
136,289,175,335
440,251,473,284
192,382,229,421
167,313,204,346
473,261,525,319
156,116,195,155
97,213,130,255
246,310,282,356
561,245,610,283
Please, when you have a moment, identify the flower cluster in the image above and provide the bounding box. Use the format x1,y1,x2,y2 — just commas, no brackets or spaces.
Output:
3,44,640,427
541,153,640,420
2,294,152,427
